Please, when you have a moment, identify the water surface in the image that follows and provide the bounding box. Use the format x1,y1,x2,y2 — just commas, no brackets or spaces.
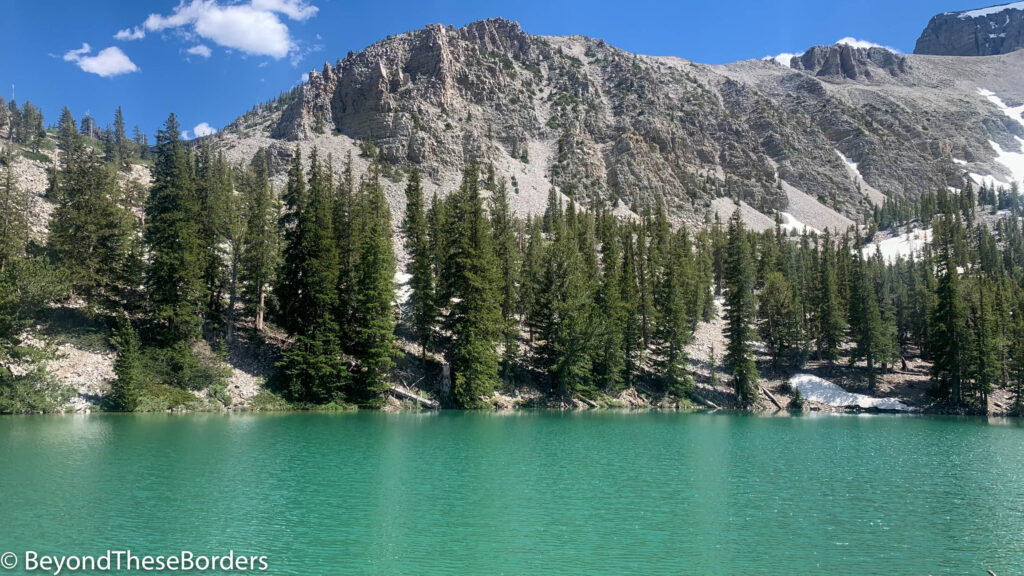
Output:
1,412,1022,574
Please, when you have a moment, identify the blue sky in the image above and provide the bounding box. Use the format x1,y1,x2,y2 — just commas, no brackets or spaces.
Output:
0,0,978,139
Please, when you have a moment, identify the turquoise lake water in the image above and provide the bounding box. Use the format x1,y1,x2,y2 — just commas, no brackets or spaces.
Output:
1,412,1022,575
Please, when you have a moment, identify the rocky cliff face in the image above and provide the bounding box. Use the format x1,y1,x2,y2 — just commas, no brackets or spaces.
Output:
216,16,1024,229
915,2,1024,56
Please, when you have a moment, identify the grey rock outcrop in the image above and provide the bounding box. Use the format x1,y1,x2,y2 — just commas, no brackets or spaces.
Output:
216,16,1024,226
792,45,909,80
915,3,1024,56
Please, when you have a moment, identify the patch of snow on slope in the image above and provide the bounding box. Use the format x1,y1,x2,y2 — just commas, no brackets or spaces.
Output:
778,212,818,234
989,138,1024,185
835,150,862,180
978,88,1024,130
790,374,918,412
958,2,1024,19
394,271,412,305
862,228,932,262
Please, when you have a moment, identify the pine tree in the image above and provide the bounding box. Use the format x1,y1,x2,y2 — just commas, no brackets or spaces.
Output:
619,228,643,387
1010,295,1024,415
593,213,626,392
109,316,144,411
723,211,758,405
401,168,436,360
276,148,307,334
144,114,206,345
350,161,397,401
0,145,28,273
334,153,358,347
489,177,520,382
814,231,845,361
49,145,133,308
520,216,545,343
195,145,234,333
275,149,348,403
759,270,799,368
239,148,279,334
654,227,696,395
930,256,968,407
536,200,596,397
445,163,502,407
848,243,895,389
111,106,132,171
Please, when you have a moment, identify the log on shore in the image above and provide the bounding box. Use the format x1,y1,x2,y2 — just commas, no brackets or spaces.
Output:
389,385,440,409
760,386,784,411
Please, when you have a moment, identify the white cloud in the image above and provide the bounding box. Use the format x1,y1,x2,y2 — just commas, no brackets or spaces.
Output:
181,129,191,140
765,52,802,66
835,37,900,53
64,43,139,77
193,122,217,137
187,44,212,58
139,0,317,59
251,0,318,21
64,43,92,61
115,27,146,40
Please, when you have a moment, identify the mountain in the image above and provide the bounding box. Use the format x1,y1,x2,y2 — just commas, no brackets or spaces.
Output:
213,11,1024,231
915,2,1024,56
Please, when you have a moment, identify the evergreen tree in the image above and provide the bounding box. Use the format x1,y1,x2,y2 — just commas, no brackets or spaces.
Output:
593,213,626,392
489,177,521,382
109,316,144,411
520,217,545,343
723,211,758,405
814,231,845,361
350,161,397,401
334,153,358,347
401,168,436,360
195,145,234,333
0,145,28,273
275,149,348,403
848,247,894,389
111,106,133,171
49,145,133,308
275,149,307,334
654,228,696,395
239,148,279,333
619,228,643,387
536,200,596,397
444,163,502,407
759,270,799,368
144,113,206,345
930,256,968,406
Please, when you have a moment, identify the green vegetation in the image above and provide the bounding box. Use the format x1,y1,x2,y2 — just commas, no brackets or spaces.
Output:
2,95,1024,417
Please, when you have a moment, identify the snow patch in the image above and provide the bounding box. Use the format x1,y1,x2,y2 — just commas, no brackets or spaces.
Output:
862,227,932,262
957,2,1024,19
989,138,1024,186
790,374,918,412
778,212,819,235
835,150,862,180
977,88,1024,131
394,271,412,305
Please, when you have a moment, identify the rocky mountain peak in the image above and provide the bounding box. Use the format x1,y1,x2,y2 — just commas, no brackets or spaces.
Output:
915,2,1024,56
219,16,1024,229
791,44,909,81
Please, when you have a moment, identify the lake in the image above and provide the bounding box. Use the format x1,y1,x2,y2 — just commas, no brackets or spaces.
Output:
1,412,1022,575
